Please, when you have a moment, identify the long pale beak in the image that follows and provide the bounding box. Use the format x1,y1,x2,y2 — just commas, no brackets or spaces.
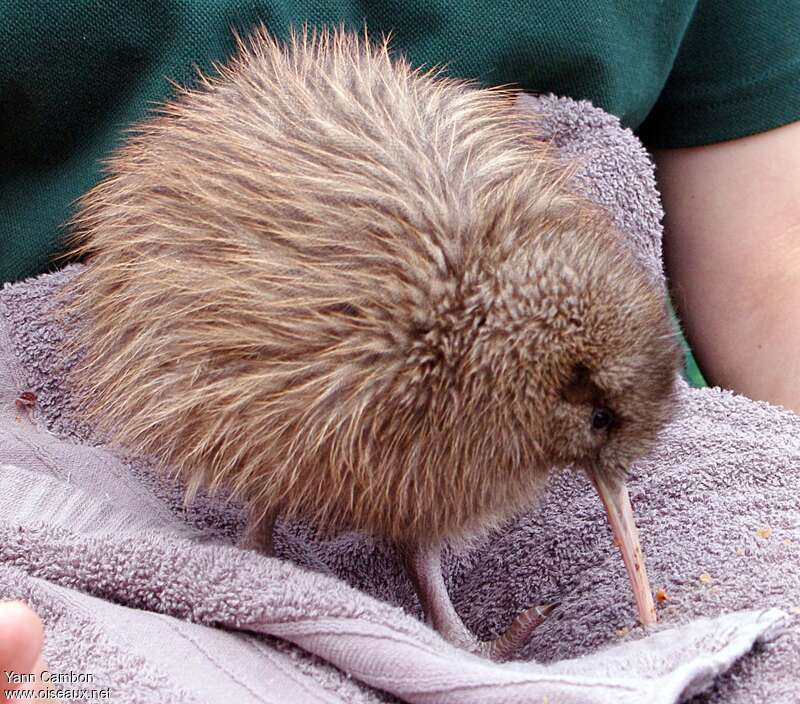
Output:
589,471,657,626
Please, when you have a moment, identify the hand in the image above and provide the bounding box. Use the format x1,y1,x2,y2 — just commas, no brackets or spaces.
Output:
0,601,50,704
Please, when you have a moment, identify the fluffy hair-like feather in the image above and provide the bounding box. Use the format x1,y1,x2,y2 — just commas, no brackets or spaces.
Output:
65,26,679,546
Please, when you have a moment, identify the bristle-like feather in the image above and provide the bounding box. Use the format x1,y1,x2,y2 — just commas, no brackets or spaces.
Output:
64,26,680,546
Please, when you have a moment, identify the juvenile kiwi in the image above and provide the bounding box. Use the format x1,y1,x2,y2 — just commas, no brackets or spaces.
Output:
64,26,681,659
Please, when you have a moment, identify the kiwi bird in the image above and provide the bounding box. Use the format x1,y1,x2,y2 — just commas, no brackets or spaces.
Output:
65,26,681,660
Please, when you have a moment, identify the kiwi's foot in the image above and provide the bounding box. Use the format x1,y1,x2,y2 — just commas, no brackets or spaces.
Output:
474,602,558,661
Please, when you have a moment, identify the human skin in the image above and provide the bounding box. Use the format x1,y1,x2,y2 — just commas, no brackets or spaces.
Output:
0,602,50,704
655,120,800,413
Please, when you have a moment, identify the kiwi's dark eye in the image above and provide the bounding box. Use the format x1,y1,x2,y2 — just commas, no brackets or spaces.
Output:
591,406,614,431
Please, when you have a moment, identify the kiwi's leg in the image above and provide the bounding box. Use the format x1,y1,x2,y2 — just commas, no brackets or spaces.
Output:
239,508,277,555
401,541,556,661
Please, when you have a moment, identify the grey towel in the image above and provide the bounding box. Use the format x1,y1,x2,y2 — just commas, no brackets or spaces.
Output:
0,94,796,704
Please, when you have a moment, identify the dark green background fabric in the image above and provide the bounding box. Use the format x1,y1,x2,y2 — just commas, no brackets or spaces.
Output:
1,0,799,286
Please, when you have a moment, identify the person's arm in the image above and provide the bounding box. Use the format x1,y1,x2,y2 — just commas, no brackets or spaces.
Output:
654,120,800,412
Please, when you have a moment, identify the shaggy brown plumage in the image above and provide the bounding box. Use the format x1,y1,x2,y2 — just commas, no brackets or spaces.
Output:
64,26,681,658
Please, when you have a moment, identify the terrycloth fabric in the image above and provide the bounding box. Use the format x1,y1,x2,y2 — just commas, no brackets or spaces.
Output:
0,94,796,704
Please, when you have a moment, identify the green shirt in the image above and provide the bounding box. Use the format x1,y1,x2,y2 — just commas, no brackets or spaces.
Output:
1,0,799,284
